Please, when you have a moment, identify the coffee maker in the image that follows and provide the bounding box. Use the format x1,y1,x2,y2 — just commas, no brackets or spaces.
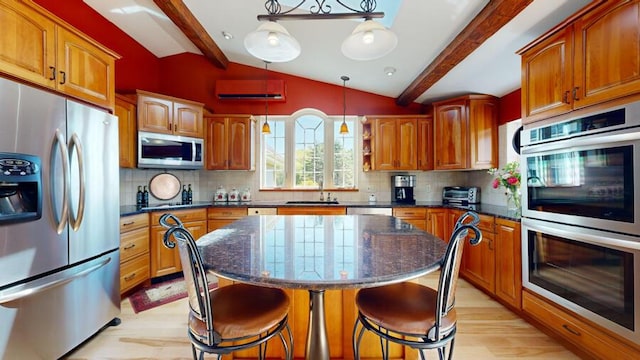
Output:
391,175,416,204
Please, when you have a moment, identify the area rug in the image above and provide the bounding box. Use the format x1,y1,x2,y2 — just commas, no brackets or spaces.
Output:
128,275,217,313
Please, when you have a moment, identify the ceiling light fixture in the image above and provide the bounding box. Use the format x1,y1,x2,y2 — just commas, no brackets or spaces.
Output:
262,61,272,134
340,75,349,135
384,66,396,76
222,31,233,40
244,0,397,62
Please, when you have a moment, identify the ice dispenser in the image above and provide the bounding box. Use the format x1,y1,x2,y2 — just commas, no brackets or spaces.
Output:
0,153,42,224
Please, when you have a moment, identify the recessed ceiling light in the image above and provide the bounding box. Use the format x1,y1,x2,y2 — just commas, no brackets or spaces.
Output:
222,31,233,40
384,66,396,76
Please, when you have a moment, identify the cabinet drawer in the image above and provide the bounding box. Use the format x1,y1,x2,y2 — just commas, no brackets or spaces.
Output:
393,207,426,219
151,208,206,224
120,213,149,232
207,207,248,219
120,227,149,262
523,291,640,360
120,254,150,294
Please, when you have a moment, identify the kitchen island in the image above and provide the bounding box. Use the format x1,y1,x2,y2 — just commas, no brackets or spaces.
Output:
196,214,448,360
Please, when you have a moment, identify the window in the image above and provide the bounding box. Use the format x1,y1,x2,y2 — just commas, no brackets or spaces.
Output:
261,109,356,189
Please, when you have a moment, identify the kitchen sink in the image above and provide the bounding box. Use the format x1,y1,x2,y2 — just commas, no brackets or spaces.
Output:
285,201,340,205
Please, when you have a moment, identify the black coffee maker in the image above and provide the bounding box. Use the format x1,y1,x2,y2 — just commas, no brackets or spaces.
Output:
391,175,416,204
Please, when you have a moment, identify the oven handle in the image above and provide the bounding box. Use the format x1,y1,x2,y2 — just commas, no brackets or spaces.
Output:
522,218,640,252
521,127,640,155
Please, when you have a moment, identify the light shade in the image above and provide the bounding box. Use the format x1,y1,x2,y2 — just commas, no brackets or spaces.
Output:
244,21,301,62
341,20,397,61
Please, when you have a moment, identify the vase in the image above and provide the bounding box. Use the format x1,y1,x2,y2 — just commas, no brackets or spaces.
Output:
506,189,521,216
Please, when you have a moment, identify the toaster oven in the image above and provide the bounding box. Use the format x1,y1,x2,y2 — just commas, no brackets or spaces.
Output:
442,186,480,205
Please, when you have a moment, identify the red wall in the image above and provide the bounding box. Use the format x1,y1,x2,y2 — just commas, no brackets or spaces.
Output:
32,0,521,118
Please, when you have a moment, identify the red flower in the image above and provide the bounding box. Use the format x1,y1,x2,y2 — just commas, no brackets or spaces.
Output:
507,176,519,186
492,178,500,189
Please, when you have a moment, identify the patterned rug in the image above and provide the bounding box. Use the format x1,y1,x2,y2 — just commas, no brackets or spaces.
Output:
128,274,217,313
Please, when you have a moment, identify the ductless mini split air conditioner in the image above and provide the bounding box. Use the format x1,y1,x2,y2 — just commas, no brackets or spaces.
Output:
215,79,286,101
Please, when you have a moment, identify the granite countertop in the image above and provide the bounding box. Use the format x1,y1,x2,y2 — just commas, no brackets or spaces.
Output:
194,215,448,290
121,200,520,221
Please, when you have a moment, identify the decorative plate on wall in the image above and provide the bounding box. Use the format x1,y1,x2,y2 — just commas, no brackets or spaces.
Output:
149,173,181,200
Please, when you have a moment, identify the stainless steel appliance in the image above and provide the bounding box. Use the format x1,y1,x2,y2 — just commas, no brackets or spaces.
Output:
0,77,120,359
391,175,415,204
520,101,640,344
442,186,480,205
138,131,204,169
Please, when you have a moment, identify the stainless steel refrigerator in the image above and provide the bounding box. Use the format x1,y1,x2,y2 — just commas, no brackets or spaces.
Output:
0,77,120,359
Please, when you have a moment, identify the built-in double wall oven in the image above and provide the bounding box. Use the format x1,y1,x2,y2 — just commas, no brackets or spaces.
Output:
520,101,640,344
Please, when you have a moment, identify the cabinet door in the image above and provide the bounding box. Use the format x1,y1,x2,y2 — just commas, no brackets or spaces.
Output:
227,116,252,170
0,0,56,88
372,118,398,170
396,118,417,170
115,95,136,168
573,0,640,109
434,101,468,170
138,94,173,134
426,208,449,241
495,218,522,309
150,226,182,277
174,101,203,138
205,116,228,169
56,26,115,109
417,117,434,170
521,27,573,124
462,231,495,293
469,99,498,169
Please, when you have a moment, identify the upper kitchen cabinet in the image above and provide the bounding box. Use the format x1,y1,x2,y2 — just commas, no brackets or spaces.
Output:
136,90,204,138
363,115,431,171
205,115,255,170
115,94,137,168
0,0,118,110
519,0,640,124
433,95,498,170
417,116,434,170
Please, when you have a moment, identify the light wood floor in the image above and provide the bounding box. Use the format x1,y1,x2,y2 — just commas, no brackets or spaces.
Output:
66,274,581,360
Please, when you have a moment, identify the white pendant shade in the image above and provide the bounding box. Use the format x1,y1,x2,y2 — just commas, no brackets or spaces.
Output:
244,21,301,62
341,20,397,61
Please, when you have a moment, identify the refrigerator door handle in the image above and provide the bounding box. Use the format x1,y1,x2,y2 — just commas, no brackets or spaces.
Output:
68,133,85,231
52,129,70,234
0,256,112,304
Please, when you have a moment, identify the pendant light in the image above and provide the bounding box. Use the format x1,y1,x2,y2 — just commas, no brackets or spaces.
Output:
340,75,349,135
262,61,271,134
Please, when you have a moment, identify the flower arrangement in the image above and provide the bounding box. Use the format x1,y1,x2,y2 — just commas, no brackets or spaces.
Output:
488,161,521,212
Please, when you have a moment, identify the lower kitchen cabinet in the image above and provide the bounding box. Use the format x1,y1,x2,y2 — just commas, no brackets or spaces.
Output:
207,207,247,232
426,207,451,241
277,206,346,215
119,213,150,294
523,290,640,359
150,208,207,278
393,207,427,231
494,217,522,309
460,213,496,294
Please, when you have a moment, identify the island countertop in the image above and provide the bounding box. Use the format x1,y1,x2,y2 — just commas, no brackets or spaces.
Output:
195,214,448,290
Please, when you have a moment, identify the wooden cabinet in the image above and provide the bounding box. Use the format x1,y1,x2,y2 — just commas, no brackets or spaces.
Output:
417,116,434,171
150,208,207,278
137,90,204,138
519,0,640,124
426,207,451,241
277,207,346,215
205,115,255,170
494,218,522,310
393,207,427,231
433,95,498,170
119,213,150,295
371,117,417,170
523,290,640,359
0,0,117,109
458,212,496,294
115,94,137,168
207,207,247,232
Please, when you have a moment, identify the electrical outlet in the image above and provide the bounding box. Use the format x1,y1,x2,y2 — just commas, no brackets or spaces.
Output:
366,185,375,192
425,184,432,193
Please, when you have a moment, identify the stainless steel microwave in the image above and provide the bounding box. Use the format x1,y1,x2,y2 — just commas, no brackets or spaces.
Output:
137,131,204,169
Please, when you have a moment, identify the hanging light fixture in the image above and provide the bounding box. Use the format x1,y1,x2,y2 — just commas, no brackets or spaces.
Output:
245,0,396,62
340,75,349,135
262,61,272,134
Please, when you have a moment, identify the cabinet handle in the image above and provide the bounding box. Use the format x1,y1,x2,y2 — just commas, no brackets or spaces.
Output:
562,90,570,104
122,221,135,226
487,239,494,251
562,324,581,337
123,243,136,250
174,124,177,132
59,71,66,85
49,66,56,81
124,273,136,281
572,87,580,101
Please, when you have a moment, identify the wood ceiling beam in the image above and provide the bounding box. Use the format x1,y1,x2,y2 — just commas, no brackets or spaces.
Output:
153,0,229,69
395,0,533,106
